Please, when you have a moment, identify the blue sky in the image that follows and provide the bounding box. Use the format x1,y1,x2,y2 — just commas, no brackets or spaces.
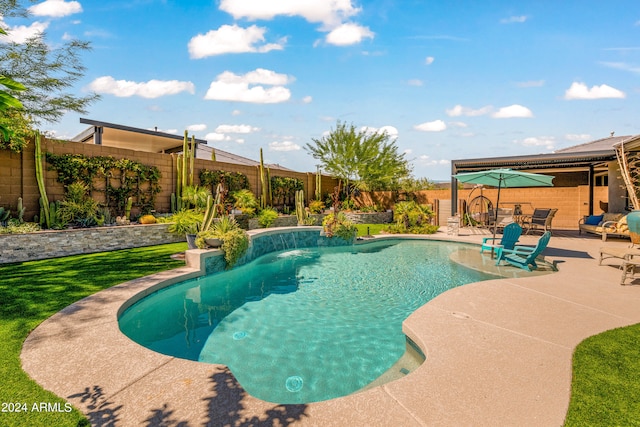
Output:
2,1,639,180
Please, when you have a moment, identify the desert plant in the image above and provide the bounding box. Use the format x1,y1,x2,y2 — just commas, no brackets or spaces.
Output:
167,210,203,236
322,212,357,241
181,185,211,211
197,216,249,268
57,181,100,227
232,189,259,217
139,214,157,224
295,189,308,225
384,201,437,234
309,200,325,214
257,207,279,228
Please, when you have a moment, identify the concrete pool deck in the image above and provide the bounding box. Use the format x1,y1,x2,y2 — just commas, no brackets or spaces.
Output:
20,229,640,426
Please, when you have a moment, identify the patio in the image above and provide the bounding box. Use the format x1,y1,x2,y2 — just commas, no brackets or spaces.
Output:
20,229,640,426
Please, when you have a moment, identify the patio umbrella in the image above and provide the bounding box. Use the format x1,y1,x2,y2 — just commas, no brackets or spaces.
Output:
452,168,554,248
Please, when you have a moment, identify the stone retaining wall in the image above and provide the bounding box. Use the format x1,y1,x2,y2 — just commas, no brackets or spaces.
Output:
246,211,393,229
0,223,184,264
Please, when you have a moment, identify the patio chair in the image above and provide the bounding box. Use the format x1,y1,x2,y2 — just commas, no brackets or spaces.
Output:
494,231,552,271
522,208,557,235
480,222,523,253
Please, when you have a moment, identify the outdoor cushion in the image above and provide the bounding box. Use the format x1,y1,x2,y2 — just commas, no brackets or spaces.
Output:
617,215,629,232
584,215,603,225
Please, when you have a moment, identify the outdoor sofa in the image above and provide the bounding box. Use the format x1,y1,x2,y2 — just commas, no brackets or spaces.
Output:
578,213,629,241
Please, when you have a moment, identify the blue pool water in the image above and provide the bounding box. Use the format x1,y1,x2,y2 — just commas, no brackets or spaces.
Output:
118,239,498,403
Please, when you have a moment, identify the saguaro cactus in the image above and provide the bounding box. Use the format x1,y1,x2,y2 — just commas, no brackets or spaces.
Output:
295,189,307,225
34,131,50,228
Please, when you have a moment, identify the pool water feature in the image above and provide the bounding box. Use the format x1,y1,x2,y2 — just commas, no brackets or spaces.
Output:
119,239,500,404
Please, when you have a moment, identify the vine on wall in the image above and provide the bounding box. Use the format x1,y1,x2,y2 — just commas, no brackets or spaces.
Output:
270,176,303,207
45,153,161,214
199,169,250,193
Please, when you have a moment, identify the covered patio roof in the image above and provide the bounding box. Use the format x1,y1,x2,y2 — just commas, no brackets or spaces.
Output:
450,134,640,216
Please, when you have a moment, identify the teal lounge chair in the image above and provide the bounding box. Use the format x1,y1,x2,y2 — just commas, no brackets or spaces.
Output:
494,231,551,271
480,222,523,253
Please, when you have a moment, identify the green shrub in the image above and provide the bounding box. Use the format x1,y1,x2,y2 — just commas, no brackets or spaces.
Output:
384,201,436,234
309,200,325,214
0,221,41,234
257,207,279,228
232,189,259,217
57,181,99,227
196,216,249,268
166,210,203,235
322,212,357,241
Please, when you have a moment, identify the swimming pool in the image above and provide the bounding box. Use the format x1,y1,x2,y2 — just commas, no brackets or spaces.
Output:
118,239,499,404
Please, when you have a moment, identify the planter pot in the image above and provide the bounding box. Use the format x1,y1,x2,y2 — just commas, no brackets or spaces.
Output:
186,233,198,249
205,237,223,248
626,210,640,244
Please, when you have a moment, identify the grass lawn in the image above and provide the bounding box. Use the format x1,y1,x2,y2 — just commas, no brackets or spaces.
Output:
355,223,387,236
564,323,640,426
0,242,187,427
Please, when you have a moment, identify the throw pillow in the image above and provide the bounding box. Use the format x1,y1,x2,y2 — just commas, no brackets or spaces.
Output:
584,215,603,225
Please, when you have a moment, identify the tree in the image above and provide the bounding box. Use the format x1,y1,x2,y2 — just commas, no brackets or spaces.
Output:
0,0,99,151
305,121,410,197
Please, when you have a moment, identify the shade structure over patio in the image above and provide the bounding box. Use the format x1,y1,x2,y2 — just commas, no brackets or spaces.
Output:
452,168,555,246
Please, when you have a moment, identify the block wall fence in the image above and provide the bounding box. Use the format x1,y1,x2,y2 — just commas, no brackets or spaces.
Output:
0,138,339,221
1,139,607,231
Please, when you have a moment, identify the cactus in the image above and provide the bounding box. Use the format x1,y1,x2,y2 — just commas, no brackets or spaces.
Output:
315,168,322,201
171,192,177,213
295,189,307,225
16,197,24,223
189,135,196,187
201,195,215,232
0,207,9,224
39,197,45,226
259,148,271,209
35,131,50,228
211,147,216,161
175,155,183,211
125,196,133,220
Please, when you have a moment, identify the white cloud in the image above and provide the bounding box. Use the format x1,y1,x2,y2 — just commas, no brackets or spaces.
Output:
302,95,313,103
491,104,533,118
564,82,626,100
219,0,360,27
187,124,207,132
29,0,82,17
446,104,492,117
325,23,374,46
0,21,48,43
425,56,434,65
417,155,449,166
150,128,178,134
231,109,242,116
565,133,591,142
361,125,398,138
215,124,260,133
205,133,231,141
407,79,423,86
516,136,555,151
269,140,301,151
88,76,195,98
500,15,527,24
414,120,447,132
188,24,285,58
204,68,292,104
449,121,468,128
